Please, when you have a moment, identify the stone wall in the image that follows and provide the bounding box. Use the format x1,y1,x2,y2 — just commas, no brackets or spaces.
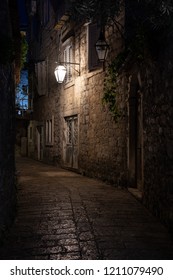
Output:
0,0,16,239
58,20,128,185
0,65,16,239
28,2,62,164
16,118,28,156
142,50,173,231
30,4,128,185
78,71,128,185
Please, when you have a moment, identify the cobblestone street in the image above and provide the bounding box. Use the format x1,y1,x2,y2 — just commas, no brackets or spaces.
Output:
0,157,173,260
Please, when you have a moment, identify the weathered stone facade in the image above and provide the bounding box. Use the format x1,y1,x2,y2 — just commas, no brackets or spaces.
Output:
0,0,16,239
141,48,173,231
0,64,16,239
27,1,173,231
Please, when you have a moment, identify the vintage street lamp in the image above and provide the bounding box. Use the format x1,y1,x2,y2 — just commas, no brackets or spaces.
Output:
54,65,67,83
54,62,80,83
95,31,109,62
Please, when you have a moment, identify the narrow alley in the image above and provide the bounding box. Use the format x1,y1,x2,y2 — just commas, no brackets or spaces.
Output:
0,157,173,260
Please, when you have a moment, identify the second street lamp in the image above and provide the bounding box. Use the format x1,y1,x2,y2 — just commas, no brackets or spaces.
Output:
95,31,109,62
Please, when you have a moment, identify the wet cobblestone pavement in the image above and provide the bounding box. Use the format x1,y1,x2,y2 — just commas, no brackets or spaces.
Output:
0,157,173,260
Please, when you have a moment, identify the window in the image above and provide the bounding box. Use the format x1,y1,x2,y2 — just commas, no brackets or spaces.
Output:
88,23,101,71
46,117,54,145
64,45,73,83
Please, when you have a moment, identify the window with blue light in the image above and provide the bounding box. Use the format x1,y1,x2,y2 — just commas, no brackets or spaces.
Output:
15,70,28,115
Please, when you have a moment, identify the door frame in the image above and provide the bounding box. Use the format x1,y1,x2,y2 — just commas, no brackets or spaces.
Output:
128,74,144,191
63,114,79,169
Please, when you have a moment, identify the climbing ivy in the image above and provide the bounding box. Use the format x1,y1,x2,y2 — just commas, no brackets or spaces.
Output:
67,0,173,121
102,50,129,121
102,29,147,122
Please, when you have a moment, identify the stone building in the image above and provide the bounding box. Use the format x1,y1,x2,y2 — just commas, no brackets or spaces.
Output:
26,1,173,231
0,0,19,239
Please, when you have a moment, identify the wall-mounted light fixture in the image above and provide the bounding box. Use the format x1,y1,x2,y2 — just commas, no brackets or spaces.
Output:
54,65,67,83
95,31,109,62
54,62,80,83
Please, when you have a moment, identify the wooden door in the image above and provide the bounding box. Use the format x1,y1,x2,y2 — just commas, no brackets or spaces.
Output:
64,115,78,169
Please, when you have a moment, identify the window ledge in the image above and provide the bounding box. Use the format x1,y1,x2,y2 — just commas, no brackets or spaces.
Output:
87,68,104,78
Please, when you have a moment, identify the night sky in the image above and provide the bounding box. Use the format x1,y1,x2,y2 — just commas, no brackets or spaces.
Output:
17,0,28,27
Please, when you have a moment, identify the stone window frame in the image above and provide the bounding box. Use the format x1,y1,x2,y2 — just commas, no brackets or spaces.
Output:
64,45,73,83
62,36,75,85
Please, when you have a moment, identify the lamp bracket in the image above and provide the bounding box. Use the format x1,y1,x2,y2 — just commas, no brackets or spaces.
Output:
60,62,80,75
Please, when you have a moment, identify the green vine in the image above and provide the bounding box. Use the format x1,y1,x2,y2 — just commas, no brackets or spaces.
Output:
102,28,148,122
102,50,129,121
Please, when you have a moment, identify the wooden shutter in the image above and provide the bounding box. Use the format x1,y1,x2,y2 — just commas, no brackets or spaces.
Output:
88,23,101,71
35,61,47,96
64,45,73,83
